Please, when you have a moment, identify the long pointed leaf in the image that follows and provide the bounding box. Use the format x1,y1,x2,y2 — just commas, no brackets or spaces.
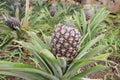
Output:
63,53,109,79
27,31,49,49
71,65,107,80
0,61,59,80
82,45,108,58
40,49,63,78
76,34,105,59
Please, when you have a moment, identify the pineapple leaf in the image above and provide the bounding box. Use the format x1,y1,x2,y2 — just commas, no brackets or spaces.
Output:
32,51,53,74
74,7,109,41
27,31,49,49
82,45,108,58
40,49,63,78
43,35,51,47
16,40,62,77
41,30,51,48
0,61,59,80
16,31,62,78
90,8,109,30
74,53,109,63
63,60,93,79
0,71,46,80
80,9,87,35
63,53,109,79
76,34,105,59
73,11,82,34
88,8,109,38
71,65,107,80
15,38,53,73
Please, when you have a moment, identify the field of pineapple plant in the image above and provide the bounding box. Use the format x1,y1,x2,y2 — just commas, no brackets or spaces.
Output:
0,0,120,80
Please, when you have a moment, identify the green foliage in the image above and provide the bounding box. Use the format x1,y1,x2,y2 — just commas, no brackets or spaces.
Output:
0,31,109,80
73,7,109,44
28,2,80,35
102,26,120,55
0,0,25,20
0,22,13,51
0,1,119,80
101,13,120,56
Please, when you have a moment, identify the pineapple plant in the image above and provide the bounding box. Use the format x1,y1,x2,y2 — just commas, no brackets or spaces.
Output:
0,8,109,80
0,30,109,80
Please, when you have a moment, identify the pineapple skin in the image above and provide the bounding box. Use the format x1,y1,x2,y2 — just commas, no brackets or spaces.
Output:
5,17,20,30
50,24,81,60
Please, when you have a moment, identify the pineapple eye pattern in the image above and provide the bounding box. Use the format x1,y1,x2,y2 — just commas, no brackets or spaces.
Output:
50,24,81,60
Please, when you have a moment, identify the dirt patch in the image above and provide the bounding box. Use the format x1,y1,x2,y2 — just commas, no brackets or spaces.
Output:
81,55,120,80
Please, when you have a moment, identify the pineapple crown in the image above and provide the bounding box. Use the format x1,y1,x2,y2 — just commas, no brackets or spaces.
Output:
64,19,74,27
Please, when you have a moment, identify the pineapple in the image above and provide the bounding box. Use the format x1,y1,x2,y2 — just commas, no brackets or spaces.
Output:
84,8,92,21
49,4,56,17
84,5,99,21
84,5,93,21
50,23,81,60
13,2,21,9
2,14,20,30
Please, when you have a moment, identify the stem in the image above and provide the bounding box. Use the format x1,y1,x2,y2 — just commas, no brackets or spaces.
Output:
15,7,20,21
24,0,29,27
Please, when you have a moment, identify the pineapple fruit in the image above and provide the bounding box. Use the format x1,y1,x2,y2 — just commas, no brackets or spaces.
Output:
2,14,20,30
50,23,81,60
13,2,21,9
84,8,92,21
84,5,99,21
49,4,56,17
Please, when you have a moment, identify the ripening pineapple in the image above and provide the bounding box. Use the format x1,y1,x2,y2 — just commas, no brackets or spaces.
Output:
50,23,81,60
84,5,99,21
49,4,56,17
13,2,21,9
84,8,92,21
2,14,20,30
